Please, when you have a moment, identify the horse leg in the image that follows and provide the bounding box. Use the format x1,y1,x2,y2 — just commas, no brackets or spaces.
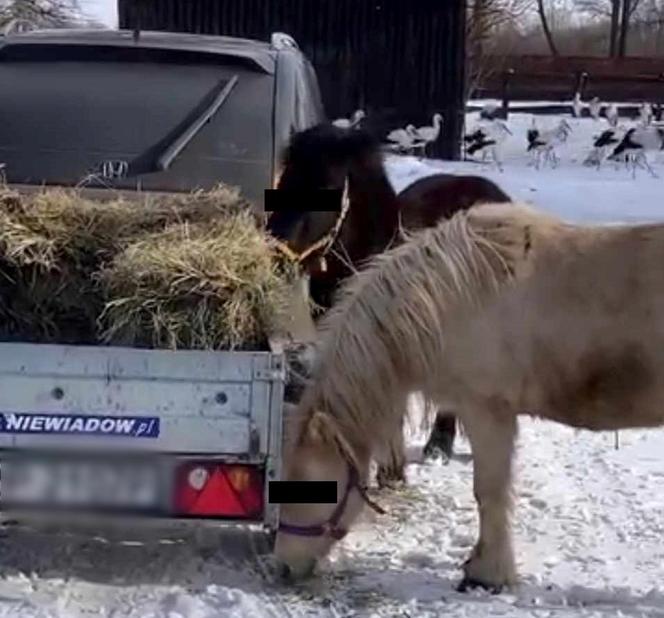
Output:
458,409,517,593
376,434,406,489
376,430,407,489
423,411,457,461
376,410,407,489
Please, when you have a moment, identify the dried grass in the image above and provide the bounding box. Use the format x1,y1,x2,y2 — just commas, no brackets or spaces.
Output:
98,214,296,350
0,185,294,349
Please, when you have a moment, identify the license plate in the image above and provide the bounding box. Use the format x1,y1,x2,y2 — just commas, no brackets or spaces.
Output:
0,456,162,513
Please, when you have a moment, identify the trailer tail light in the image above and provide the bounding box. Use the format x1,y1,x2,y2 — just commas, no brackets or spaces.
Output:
173,462,264,519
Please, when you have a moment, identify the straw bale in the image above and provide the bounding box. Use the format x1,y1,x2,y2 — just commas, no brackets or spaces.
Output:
0,185,292,349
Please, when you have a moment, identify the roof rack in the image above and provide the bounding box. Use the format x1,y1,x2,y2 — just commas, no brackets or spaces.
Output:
270,32,299,51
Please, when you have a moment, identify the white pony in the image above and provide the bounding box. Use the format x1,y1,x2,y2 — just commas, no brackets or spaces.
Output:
275,202,664,593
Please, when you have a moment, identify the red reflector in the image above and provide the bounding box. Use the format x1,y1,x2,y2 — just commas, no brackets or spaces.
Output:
173,463,264,519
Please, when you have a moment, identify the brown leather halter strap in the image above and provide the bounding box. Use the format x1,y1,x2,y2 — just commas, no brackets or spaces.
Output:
271,179,351,271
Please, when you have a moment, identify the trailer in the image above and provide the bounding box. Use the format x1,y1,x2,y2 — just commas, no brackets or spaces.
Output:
0,28,324,535
0,343,286,532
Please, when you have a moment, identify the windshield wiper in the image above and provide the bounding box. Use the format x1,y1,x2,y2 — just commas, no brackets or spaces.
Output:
125,74,239,177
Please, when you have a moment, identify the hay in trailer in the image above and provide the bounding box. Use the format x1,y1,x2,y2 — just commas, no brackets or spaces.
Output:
0,184,251,261
98,213,297,351
0,191,104,343
0,184,292,348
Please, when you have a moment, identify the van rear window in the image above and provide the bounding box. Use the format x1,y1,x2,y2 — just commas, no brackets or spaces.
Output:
0,58,272,192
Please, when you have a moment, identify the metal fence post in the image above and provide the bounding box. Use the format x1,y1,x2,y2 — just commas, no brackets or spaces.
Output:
501,68,514,120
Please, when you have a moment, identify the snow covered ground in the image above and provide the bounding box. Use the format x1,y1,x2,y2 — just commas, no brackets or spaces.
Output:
387,110,664,225
2,111,664,617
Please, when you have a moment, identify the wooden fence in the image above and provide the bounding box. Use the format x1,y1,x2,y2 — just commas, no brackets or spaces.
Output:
475,55,664,104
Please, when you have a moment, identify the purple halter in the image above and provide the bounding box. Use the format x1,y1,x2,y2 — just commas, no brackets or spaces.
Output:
277,460,386,540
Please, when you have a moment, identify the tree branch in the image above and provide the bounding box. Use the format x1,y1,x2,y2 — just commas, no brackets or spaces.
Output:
537,0,560,55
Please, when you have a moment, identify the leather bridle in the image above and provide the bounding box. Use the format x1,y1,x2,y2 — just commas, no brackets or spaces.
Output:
277,458,385,541
271,178,351,273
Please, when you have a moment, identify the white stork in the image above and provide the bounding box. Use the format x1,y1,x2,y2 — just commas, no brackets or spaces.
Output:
606,104,619,127
411,113,444,156
386,125,418,154
608,126,664,178
332,109,365,129
527,118,572,169
639,102,653,127
572,92,583,118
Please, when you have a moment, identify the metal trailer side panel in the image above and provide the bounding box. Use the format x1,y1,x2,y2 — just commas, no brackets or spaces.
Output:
0,343,285,458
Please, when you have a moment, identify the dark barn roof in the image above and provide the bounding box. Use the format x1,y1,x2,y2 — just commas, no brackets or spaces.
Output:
118,0,467,159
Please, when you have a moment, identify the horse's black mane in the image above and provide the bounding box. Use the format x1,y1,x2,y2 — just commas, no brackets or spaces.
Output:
282,123,382,167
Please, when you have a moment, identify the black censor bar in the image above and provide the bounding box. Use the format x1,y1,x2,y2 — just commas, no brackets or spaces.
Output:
268,480,337,504
264,188,342,212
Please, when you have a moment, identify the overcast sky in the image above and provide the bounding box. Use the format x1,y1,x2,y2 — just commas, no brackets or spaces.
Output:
82,0,117,27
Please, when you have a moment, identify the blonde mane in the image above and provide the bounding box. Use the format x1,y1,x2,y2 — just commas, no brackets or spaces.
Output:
290,201,567,457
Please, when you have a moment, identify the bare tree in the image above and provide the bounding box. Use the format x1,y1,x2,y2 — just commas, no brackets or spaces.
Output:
0,0,85,32
575,0,644,55
468,0,534,55
609,0,621,54
537,0,560,54
466,0,534,98
618,0,633,53
484,0,664,56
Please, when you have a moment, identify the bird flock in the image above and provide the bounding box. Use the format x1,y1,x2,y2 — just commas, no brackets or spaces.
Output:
333,99,663,179
463,99,663,179
384,114,444,157
332,109,445,158
583,102,663,178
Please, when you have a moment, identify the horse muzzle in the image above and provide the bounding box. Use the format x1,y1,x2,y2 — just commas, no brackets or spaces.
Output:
275,557,317,583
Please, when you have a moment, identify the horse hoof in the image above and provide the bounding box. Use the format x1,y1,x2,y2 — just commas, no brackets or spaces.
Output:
376,468,407,490
423,435,454,460
376,476,407,490
377,481,405,491
423,445,451,464
456,576,503,595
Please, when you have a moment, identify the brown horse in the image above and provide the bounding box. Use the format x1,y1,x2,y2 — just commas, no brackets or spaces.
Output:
267,123,511,481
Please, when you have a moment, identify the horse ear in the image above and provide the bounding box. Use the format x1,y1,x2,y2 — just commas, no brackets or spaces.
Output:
306,409,336,443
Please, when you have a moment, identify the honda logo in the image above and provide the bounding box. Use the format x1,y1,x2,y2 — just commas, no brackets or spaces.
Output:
98,160,129,179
